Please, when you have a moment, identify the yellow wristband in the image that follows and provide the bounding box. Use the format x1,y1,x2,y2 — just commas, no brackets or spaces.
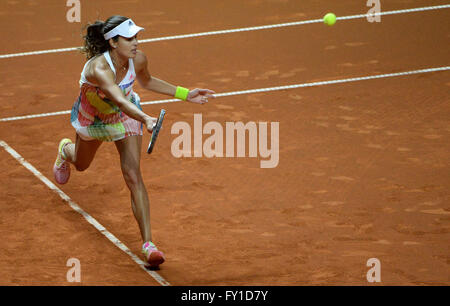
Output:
175,86,189,101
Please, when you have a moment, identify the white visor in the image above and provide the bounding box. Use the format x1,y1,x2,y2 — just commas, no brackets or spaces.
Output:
103,19,144,40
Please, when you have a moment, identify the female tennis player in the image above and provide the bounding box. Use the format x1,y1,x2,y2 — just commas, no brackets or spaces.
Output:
53,15,215,268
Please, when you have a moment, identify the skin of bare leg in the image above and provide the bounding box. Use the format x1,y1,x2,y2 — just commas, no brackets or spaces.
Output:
63,134,102,171
114,135,152,243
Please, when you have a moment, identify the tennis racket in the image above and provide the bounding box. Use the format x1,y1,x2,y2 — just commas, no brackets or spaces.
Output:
147,109,166,154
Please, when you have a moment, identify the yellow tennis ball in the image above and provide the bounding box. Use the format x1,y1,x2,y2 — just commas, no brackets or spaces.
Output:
323,13,337,26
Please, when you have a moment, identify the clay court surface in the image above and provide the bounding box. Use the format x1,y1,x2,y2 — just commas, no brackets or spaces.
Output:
0,0,449,286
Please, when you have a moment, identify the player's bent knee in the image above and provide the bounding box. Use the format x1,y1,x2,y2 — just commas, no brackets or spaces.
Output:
121,167,142,189
74,162,90,172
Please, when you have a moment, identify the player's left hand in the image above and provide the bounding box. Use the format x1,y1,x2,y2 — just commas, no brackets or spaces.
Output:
186,88,216,104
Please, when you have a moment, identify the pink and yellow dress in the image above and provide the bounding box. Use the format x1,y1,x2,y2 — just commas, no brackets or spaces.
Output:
70,51,143,142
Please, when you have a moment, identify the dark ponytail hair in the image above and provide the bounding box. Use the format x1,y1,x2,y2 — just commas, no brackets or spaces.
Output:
81,15,129,60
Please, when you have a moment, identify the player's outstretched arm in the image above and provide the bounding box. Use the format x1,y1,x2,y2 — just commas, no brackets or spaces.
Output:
135,50,215,104
93,61,157,133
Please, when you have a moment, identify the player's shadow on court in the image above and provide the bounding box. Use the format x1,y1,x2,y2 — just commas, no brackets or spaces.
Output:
145,265,161,271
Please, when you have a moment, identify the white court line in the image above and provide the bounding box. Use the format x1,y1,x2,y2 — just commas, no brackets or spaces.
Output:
0,4,449,59
0,66,449,122
0,140,170,286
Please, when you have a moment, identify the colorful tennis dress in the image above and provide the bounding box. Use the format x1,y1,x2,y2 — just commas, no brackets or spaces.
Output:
70,51,143,142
